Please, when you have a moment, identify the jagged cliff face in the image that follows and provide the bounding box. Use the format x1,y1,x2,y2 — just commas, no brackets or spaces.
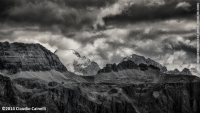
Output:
122,81,200,113
55,49,100,76
98,60,160,74
0,74,17,106
1,72,200,113
122,54,167,72
103,54,192,76
0,42,199,113
0,42,67,74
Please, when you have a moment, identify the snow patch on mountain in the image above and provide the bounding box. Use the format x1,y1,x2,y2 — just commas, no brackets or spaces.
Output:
55,49,100,76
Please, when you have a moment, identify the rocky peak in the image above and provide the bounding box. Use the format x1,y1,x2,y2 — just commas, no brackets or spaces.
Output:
0,42,67,74
122,54,146,65
181,68,192,75
121,54,167,72
117,60,138,70
98,60,160,74
167,68,192,75
174,68,180,73
166,69,179,75
55,49,100,76
98,63,118,73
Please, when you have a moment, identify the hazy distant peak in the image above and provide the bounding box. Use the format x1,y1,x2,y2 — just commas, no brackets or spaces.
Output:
55,49,100,76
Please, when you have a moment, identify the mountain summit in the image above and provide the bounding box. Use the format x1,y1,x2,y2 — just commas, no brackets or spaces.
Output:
121,54,167,72
167,68,192,75
0,42,67,74
55,49,100,76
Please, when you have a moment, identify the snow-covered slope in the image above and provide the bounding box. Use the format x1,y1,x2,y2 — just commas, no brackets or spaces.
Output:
55,49,100,76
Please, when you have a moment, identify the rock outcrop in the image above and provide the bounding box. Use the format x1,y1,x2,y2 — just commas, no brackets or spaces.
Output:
181,68,192,75
122,54,167,72
122,81,200,113
0,74,17,106
98,60,160,74
99,54,193,76
167,68,192,75
0,42,67,74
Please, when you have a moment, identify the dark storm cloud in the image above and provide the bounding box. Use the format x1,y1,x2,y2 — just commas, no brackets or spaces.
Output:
77,34,108,45
0,0,198,72
0,0,197,34
163,37,196,64
0,0,17,18
177,42,196,55
105,41,130,49
103,1,196,26
7,2,88,32
162,38,196,55
132,30,195,40
0,0,119,33
124,29,196,46
185,35,198,41
63,0,118,8
144,35,196,55
156,30,196,35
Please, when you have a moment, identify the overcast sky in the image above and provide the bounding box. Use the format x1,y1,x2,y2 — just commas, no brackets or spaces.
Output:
0,0,199,75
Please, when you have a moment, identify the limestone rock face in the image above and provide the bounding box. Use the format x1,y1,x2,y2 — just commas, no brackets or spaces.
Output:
122,81,200,113
98,60,138,74
1,72,200,113
98,60,160,74
0,74,17,105
98,63,119,73
117,60,138,70
122,54,167,72
0,42,67,73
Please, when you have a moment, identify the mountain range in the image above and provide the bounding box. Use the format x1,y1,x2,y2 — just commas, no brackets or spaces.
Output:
0,42,199,113
98,54,192,76
54,49,192,76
